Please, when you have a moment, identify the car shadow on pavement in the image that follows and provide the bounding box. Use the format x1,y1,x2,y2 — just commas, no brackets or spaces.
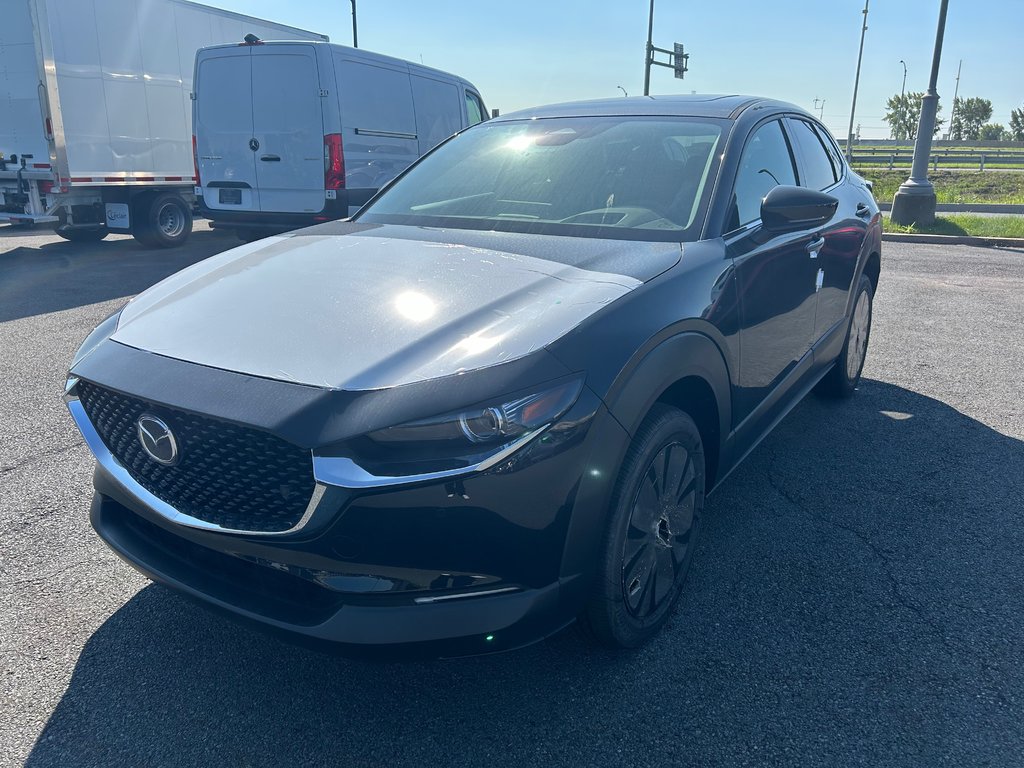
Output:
24,379,1024,767
0,226,238,323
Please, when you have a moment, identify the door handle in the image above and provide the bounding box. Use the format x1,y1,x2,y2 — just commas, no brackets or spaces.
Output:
856,203,872,218
259,154,281,162
806,236,825,258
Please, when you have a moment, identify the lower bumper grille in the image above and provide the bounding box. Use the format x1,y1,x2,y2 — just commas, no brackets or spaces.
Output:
76,380,315,533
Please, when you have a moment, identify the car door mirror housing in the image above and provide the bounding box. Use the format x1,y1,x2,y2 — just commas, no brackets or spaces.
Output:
760,185,839,232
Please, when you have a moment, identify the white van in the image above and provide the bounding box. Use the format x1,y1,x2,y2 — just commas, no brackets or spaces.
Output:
193,39,487,238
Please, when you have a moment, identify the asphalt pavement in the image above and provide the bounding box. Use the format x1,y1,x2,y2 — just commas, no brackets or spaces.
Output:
2,224,1023,767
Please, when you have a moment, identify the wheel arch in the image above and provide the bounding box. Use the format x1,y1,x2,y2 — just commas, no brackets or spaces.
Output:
604,331,731,489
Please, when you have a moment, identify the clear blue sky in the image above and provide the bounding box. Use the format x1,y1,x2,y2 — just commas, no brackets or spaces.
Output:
210,0,1022,139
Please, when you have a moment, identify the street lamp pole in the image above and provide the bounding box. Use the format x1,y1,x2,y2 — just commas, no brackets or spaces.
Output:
899,59,907,100
349,0,358,48
643,0,655,96
891,0,950,226
845,0,870,159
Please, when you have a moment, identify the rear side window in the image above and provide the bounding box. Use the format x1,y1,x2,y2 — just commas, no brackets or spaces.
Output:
465,91,485,125
815,123,846,181
335,58,416,135
729,119,797,230
788,118,838,191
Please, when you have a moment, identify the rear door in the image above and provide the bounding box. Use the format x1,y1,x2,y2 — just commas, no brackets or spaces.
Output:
194,48,259,213
251,45,325,214
785,116,867,343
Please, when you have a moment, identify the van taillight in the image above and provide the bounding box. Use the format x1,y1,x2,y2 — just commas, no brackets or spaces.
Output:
324,133,345,190
192,135,201,186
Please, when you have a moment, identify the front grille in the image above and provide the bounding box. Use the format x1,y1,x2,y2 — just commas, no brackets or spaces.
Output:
77,380,315,533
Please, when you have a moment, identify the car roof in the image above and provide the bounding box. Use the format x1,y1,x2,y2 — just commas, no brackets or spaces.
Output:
492,94,806,122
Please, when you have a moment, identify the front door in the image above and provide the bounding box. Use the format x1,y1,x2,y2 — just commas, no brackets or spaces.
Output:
726,119,820,425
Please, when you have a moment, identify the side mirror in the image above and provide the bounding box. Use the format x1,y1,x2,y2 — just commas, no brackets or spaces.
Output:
760,185,838,231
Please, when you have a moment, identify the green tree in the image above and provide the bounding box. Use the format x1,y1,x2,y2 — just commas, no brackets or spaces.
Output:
949,97,994,140
884,92,944,140
1010,108,1024,142
978,123,1007,141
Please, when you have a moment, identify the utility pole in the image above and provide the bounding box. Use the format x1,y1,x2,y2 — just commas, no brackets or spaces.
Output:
891,0,950,226
947,59,962,139
349,0,358,48
814,97,826,121
642,0,688,95
845,0,870,159
643,0,655,96
898,60,908,139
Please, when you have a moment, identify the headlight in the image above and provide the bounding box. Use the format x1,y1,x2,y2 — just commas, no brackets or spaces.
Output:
369,379,582,447
318,378,584,487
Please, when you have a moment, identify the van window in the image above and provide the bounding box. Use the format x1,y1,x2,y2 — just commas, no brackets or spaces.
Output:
335,57,416,135
466,92,485,125
411,76,462,151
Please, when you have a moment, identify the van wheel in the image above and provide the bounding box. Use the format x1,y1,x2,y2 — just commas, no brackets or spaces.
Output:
581,405,705,648
133,193,192,248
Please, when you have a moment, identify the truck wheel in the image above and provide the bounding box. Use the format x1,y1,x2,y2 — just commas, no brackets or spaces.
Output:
134,193,192,248
56,227,108,243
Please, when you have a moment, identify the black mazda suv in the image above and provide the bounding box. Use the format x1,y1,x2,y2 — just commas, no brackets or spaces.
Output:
66,95,881,657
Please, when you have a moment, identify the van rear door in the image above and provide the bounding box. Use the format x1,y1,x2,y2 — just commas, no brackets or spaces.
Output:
251,45,325,214
195,48,260,213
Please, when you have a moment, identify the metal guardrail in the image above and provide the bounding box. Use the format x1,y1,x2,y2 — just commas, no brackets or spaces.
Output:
851,148,1024,171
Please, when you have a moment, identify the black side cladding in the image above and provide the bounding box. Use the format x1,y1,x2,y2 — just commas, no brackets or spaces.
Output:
76,381,315,533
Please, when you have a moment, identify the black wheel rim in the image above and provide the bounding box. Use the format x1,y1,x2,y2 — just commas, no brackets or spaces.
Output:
621,441,698,618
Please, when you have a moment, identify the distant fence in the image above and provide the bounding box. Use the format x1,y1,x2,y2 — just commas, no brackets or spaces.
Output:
851,147,1024,171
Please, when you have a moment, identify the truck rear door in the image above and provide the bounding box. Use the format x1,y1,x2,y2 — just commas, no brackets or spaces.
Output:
251,45,325,214
194,48,260,213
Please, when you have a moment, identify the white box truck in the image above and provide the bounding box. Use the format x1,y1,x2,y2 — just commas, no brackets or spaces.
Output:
194,40,487,240
0,0,326,247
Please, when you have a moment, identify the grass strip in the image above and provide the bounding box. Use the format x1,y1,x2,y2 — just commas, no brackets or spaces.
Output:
855,169,1024,205
882,214,1024,238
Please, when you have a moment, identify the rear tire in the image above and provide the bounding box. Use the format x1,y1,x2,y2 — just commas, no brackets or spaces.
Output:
581,404,705,648
133,193,192,248
818,274,873,398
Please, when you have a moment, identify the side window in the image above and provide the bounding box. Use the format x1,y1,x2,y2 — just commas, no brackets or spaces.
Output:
465,91,485,125
729,120,797,231
814,123,846,182
788,118,838,191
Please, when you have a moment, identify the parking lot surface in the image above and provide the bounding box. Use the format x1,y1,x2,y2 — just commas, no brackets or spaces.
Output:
2,224,1023,767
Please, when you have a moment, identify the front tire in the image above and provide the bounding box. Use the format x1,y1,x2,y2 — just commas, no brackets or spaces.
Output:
818,274,873,398
582,405,705,648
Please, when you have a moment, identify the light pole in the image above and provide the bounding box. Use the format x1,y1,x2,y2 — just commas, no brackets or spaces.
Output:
947,59,962,139
845,0,870,159
814,97,826,121
891,0,950,226
349,0,358,48
617,86,629,97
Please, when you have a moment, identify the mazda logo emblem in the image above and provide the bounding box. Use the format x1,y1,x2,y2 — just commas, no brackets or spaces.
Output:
136,414,179,466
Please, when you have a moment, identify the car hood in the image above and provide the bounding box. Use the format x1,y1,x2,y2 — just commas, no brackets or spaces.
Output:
111,229,680,390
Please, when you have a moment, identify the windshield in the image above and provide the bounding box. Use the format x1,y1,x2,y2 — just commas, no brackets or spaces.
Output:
357,116,726,241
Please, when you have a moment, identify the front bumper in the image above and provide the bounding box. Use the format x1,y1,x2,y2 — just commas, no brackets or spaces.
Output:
68,357,628,657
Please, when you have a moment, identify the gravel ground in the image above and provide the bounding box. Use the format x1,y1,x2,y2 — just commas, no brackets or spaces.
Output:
2,224,1023,767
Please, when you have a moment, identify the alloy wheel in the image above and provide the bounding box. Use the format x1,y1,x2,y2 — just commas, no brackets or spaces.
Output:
621,441,698,618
